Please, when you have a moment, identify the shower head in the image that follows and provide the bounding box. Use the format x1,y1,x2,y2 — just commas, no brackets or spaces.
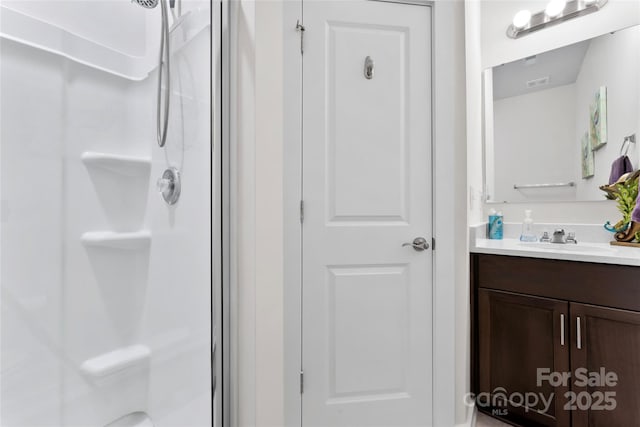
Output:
133,0,158,8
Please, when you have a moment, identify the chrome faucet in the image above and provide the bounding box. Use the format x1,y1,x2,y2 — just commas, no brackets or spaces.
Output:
551,229,566,244
549,229,578,244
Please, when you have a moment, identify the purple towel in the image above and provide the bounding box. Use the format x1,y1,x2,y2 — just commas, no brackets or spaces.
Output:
633,178,640,223
609,155,634,185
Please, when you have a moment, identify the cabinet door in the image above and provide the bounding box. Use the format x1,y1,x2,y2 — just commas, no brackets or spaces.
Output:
570,303,640,427
479,289,570,427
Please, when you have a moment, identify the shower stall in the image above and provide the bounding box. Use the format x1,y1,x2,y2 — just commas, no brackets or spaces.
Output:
0,1,219,425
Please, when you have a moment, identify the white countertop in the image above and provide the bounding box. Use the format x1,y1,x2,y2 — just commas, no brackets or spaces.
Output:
472,238,640,267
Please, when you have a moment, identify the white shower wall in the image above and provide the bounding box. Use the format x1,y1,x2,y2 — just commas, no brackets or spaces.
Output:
1,0,149,56
0,2,212,425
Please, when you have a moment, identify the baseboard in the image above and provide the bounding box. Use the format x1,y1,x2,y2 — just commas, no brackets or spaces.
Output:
454,404,477,427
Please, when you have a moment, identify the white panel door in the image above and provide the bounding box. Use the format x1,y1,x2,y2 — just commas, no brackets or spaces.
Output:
302,1,433,426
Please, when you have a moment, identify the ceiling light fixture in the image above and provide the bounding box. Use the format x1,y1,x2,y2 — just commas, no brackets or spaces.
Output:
545,0,567,18
507,0,608,39
512,10,532,30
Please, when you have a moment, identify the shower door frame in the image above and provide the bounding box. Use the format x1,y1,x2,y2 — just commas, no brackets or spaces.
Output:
217,0,230,426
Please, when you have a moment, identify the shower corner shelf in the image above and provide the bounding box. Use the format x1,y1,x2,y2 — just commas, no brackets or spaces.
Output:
81,231,151,251
81,152,151,176
80,344,151,378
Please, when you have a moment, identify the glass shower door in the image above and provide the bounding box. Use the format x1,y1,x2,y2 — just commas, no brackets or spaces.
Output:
0,1,214,425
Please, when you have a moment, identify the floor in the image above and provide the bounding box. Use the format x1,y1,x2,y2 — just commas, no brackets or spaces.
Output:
475,412,513,427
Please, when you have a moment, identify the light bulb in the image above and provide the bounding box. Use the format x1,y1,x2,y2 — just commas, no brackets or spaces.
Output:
512,10,532,29
545,0,567,18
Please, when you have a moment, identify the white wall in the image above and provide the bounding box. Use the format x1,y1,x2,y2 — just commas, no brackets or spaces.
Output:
435,2,469,424
492,84,578,203
574,26,640,200
230,1,288,425
466,0,485,224
0,36,65,426
255,1,285,426
1,3,212,425
229,1,255,425
467,0,640,225
479,0,640,70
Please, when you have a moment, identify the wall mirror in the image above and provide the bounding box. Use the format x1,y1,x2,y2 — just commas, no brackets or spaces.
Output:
483,24,640,203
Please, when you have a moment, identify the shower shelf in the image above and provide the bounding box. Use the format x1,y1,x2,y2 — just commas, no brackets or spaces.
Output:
81,152,151,177
81,231,151,250
80,344,151,378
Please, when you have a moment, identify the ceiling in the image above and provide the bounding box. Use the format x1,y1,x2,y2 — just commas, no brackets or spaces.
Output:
492,39,591,100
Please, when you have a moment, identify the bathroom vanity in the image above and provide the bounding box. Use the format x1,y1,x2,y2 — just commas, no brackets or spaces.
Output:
472,13,640,427
470,246,640,427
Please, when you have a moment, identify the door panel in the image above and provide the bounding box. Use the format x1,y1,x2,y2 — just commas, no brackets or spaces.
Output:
570,303,640,427
478,290,570,427
327,22,409,223
327,265,409,399
302,1,432,426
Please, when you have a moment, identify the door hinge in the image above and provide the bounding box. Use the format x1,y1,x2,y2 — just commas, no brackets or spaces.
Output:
296,20,305,55
300,371,304,394
300,200,305,223
432,237,436,251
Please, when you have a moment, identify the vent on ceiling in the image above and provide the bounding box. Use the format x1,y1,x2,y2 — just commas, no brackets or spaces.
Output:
526,76,549,89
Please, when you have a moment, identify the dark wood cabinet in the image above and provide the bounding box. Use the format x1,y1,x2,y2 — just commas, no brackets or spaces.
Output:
569,303,640,427
478,290,570,426
471,254,640,427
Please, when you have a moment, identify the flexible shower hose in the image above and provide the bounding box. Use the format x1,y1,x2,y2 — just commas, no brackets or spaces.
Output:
157,0,170,148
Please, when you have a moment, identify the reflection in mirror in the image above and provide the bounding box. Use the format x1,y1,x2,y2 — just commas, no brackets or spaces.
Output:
484,25,640,203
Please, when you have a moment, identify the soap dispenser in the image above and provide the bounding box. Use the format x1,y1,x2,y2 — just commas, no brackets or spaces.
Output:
488,209,503,240
520,209,537,242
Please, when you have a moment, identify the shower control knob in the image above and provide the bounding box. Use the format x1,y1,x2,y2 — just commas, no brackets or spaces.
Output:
156,177,172,193
157,167,181,205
